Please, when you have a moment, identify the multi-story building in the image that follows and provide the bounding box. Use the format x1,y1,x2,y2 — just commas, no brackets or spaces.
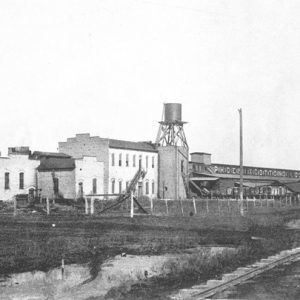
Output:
59,134,158,198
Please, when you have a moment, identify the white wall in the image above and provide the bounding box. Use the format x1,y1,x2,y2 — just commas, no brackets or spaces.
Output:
0,154,39,201
108,148,158,198
75,156,104,197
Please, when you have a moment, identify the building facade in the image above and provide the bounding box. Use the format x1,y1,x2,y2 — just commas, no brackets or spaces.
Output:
59,133,158,198
0,147,39,201
189,152,300,197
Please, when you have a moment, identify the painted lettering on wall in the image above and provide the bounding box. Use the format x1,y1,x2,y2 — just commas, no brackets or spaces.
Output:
212,164,300,179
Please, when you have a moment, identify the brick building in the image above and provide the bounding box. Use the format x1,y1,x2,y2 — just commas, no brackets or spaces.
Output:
59,133,158,198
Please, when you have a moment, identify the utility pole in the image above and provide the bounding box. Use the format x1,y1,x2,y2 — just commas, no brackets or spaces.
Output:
238,108,244,215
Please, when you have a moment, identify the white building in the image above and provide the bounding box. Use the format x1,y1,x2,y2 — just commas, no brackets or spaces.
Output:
59,134,159,198
75,156,104,197
0,147,39,201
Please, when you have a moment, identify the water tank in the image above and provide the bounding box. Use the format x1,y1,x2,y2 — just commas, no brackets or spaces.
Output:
164,103,182,122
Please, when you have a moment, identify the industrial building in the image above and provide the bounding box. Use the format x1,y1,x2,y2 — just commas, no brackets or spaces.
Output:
1,102,300,202
189,152,300,197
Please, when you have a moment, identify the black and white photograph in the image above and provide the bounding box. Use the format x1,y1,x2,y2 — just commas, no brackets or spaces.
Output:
0,1,299,299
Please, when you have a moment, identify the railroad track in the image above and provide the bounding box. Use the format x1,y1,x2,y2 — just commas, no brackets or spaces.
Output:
170,247,300,300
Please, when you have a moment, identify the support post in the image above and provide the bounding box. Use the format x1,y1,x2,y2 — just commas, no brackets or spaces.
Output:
238,108,244,216
85,197,88,215
91,197,94,215
150,197,153,214
61,258,65,280
206,198,209,213
192,197,197,214
46,197,50,215
165,198,169,215
13,196,17,217
179,198,184,216
130,191,134,218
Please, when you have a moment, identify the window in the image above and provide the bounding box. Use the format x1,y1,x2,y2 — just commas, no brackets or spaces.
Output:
146,156,149,169
181,160,184,173
152,181,155,194
4,172,9,190
146,181,149,195
111,179,115,194
19,172,24,189
111,153,115,166
126,154,129,167
119,181,122,193
92,178,97,194
119,153,122,166
139,155,142,169
152,156,155,168
133,155,136,167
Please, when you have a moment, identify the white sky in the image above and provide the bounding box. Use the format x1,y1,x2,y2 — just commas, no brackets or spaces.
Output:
0,0,299,169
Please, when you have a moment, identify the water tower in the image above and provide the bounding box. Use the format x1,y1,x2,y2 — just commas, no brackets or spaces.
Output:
155,103,188,149
156,103,189,200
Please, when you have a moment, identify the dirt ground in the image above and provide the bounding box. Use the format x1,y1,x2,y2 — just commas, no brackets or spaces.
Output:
0,206,299,276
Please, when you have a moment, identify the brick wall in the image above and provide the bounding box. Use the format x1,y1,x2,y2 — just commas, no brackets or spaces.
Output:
38,170,76,199
158,146,189,199
58,134,109,194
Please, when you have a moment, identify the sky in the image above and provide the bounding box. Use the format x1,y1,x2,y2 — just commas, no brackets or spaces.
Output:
0,0,299,169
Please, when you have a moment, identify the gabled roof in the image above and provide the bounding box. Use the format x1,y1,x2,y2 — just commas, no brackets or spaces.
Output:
31,151,71,159
37,157,75,172
108,139,158,152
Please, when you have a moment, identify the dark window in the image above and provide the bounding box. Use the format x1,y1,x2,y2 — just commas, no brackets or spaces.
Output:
181,160,184,173
133,155,136,167
139,155,142,169
152,156,155,168
111,153,115,166
19,172,24,189
111,179,115,194
146,156,149,169
146,181,149,195
92,178,97,194
119,153,122,166
152,181,155,194
53,178,59,194
4,172,9,189
119,181,122,193
126,154,129,167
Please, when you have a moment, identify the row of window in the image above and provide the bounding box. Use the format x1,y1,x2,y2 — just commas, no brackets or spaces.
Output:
111,153,155,168
3,172,24,190
111,179,155,195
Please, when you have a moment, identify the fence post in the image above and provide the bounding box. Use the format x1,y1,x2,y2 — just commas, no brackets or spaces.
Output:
130,191,134,218
150,197,153,214
90,197,94,215
46,197,50,215
165,198,169,215
13,196,17,217
227,198,230,212
85,197,88,215
192,197,197,215
61,258,65,280
179,198,184,216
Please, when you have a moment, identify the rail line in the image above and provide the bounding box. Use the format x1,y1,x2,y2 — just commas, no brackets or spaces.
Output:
170,247,300,299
